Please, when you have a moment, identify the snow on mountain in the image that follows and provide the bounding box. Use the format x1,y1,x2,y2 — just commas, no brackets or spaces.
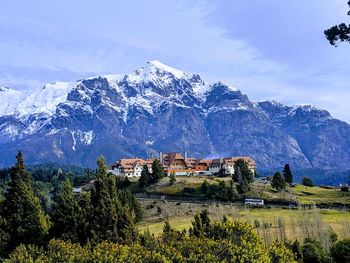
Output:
0,87,25,116
15,81,77,117
0,60,349,170
125,60,189,83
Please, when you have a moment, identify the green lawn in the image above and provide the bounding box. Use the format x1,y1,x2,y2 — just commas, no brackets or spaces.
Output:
290,185,350,205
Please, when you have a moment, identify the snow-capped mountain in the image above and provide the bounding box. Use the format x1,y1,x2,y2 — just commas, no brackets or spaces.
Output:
1,60,350,169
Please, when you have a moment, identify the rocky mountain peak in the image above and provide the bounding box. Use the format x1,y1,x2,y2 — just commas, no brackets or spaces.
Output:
0,61,349,170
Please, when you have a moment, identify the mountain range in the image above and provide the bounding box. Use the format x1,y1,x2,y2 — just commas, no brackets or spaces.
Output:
1,60,349,170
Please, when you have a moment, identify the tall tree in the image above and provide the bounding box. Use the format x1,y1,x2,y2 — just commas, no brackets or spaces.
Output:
271,172,286,192
88,156,137,244
50,177,82,243
234,159,254,183
324,1,350,46
151,159,165,183
118,189,143,222
139,165,151,187
88,156,120,243
2,152,50,252
283,164,293,184
232,166,242,183
236,176,251,194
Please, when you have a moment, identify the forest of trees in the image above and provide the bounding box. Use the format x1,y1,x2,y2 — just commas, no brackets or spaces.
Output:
0,152,350,262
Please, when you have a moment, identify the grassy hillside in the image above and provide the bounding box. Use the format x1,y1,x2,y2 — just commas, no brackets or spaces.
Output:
127,176,350,206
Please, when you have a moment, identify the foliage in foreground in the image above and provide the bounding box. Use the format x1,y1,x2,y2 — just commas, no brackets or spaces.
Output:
6,212,350,263
5,216,297,263
324,1,350,46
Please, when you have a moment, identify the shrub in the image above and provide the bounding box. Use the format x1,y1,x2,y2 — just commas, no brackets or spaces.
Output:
330,239,350,263
340,186,349,192
302,177,314,187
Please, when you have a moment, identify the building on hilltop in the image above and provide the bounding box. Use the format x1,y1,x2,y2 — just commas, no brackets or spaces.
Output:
109,158,153,177
209,157,256,176
108,152,256,177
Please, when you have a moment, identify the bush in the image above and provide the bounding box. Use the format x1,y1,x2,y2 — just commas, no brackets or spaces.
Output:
302,238,332,263
302,177,314,187
330,239,350,263
340,186,349,192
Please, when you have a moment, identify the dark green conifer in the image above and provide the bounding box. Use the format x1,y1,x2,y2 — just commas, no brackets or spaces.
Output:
271,172,286,192
88,156,137,244
50,177,81,243
2,152,50,252
88,156,120,243
151,159,164,183
118,189,143,222
234,159,254,183
283,164,293,184
139,165,151,187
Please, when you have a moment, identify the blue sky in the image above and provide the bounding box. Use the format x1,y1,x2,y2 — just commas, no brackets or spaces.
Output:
1,0,350,122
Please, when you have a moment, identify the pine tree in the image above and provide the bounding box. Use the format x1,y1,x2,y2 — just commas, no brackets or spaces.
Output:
88,156,137,244
234,159,254,183
189,209,211,238
118,189,143,222
77,191,91,244
151,159,164,183
271,172,286,192
139,165,151,187
283,164,293,184
233,166,242,183
50,177,82,243
88,156,120,243
169,172,176,185
2,152,50,252
0,215,10,257
236,177,251,194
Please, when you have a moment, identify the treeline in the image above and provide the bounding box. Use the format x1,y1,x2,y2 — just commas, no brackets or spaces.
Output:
4,210,350,262
1,153,350,261
0,152,142,259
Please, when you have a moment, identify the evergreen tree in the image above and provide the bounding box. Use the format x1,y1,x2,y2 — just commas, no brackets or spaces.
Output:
50,177,81,243
2,152,50,252
189,209,211,238
169,172,176,185
302,177,314,187
88,156,121,243
77,192,91,244
118,189,143,222
88,156,137,244
236,177,251,194
0,215,10,257
139,165,151,187
283,164,293,184
234,159,254,183
151,159,164,183
233,166,242,183
271,172,286,192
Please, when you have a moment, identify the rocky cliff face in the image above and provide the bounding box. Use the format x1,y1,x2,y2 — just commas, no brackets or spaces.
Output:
0,61,349,169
